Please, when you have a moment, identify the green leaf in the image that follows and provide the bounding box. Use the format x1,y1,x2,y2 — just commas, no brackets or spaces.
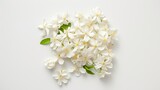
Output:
68,23,71,27
57,31,60,34
59,23,71,33
86,69,95,75
83,65,95,75
40,38,51,45
85,65,95,69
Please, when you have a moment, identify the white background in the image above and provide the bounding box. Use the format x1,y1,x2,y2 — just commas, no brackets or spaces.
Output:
0,0,160,90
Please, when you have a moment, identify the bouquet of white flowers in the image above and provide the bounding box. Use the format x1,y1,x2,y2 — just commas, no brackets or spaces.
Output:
38,7,117,86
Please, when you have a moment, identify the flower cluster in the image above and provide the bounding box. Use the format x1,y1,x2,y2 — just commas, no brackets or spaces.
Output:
38,8,117,86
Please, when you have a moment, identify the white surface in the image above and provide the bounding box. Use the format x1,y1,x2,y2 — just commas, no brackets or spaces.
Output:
0,0,160,90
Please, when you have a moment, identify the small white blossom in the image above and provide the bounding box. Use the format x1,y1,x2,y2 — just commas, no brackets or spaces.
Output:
69,65,86,76
44,58,57,69
58,13,70,24
38,20,48,37
50,32,62,50
55,53,65,65
53,70,70,86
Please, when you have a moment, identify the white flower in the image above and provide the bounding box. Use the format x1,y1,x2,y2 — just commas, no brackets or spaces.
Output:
81,29,95,42
53,70,70,86
89,39,105,53
47,24,59,34
94,56,113,78
77,48,94,65
55,53,65,65
50,32,62,50
69,65,86,76
75,13,84,20
108,29,117,44
91,7,104,23
98,30,108,42
38,20,48,37
58,41,75,58
95,55,113,69
44,58,57,69
85,16,95,28
64,28,75,39
98,62,112,78
99,69,111,78
58,13,69,24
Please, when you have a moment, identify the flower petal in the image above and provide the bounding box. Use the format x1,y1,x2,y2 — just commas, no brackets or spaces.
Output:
58,80,62,86
107,63,113,68
58,59,64,65
75,72,81,77
62,79,68,83
79,68,86,73
84,35,90,42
